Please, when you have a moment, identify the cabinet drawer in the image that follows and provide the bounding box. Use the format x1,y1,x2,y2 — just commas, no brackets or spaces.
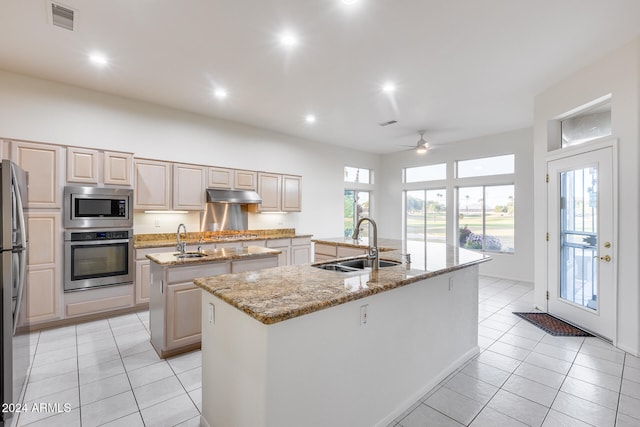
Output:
167,262,230,283
66,295,133,317
136,246,175,260
267,238,290,248
314,243,337,257
291,237,310,246
337,246,367,258
232,257,278,273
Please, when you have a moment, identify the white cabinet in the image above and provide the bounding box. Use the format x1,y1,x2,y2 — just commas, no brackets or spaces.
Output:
173,163,206,210
134,159,172,210
257,172,281,212
11,141,63,209
291,237,311,265
257,172,302,212
267,238,290,266
135,160,205,211
66,148,133,187
103,151,133,186
19,211,62,326
135,246,174,306
282,175,302,212
135,260,151,305
149,261,230,358
208,168,257,191
208,167,233,189
337,246,367,258
66,147,99,184
234,170,257,190
149,253,279,358
314,243,337,261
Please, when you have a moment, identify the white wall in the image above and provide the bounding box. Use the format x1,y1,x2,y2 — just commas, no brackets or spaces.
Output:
377,128,535,282
0,70,380,238
533,39,640,354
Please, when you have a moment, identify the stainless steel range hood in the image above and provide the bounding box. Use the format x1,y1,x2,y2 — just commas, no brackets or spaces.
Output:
205,188,262,204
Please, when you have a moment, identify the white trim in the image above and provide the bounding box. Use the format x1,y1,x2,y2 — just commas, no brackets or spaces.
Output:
545,136,617,161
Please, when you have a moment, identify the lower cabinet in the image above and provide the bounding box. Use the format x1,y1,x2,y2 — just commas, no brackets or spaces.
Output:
135,260,151,305
166,282,202,350
149,256,279,358
19,211,63,327
291,237,311,265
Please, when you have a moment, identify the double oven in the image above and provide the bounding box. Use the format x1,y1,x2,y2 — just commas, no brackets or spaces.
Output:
63,186,134,292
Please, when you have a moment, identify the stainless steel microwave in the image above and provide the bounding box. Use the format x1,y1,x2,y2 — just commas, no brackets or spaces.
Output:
64,186,133,228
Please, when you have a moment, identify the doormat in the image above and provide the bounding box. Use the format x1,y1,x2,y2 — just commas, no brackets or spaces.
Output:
513,312,593,337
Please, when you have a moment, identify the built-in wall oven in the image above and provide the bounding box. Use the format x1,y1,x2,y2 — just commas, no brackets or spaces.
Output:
64,229,134,292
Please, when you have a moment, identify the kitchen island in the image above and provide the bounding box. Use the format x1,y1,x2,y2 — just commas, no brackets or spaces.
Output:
194,242,490,427
146,246,280,358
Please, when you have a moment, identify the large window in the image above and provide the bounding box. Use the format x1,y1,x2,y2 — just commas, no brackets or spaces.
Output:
405,189,447,267
344,190,370,238
458,185,514,253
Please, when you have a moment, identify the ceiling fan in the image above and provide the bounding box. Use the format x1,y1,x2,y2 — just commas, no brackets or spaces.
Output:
402,130,431,154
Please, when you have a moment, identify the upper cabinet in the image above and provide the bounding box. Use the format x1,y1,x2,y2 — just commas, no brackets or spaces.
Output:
66,147,99,184
11,140,62,209
135,159,205,211
282,175,302,212
173,163,205,210
208,167,233,189
104,151,133,186
208,167,257,191
134,159,172,210
257,172,282,212
235,170,257,191
257,172,301,212
66,148,133,187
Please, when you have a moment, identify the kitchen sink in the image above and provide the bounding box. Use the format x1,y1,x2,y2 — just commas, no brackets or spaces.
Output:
339,259,401,269
314,258,401,272
175,252,207,259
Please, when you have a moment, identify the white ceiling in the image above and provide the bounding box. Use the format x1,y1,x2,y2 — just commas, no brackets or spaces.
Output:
1,0,640,154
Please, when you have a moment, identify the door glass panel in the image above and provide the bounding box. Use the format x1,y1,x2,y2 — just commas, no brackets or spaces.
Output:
560,166,598,310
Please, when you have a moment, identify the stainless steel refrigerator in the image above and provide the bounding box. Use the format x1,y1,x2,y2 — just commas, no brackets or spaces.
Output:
0,160,28,427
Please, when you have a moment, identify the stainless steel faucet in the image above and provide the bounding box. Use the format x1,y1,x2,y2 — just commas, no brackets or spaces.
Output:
176,223,187,254
352,217,379,271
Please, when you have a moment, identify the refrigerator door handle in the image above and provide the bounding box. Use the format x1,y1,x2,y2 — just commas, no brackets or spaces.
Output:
13,249,27,334
11,163,27,249
11,163,27,333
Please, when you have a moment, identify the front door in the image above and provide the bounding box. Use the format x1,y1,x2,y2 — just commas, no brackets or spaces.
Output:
547,146,615,339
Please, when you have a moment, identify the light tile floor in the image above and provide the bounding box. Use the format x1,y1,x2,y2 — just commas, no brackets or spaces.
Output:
390,276,640,427
12,276,640,426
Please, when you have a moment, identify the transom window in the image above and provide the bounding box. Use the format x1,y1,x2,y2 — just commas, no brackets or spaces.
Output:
344,166,371,184
403,163,446,183
457,154,514,178
561,103,612,148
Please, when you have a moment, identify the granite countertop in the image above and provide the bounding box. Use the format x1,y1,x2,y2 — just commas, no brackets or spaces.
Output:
146,246,281,266
135,228,313,249
311,237,402,252
194,242,490,325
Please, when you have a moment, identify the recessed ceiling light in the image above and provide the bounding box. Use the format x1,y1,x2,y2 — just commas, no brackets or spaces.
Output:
305,114,316,124
89,52,108,66
382,82,396,93
341,0,359,4
214,88,228,99
279,31,299,48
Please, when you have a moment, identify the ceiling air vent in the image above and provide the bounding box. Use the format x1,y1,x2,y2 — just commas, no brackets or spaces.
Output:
379,120,398,127
49,2,76,31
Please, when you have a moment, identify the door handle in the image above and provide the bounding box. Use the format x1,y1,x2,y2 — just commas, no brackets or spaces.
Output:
600,255,611,262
